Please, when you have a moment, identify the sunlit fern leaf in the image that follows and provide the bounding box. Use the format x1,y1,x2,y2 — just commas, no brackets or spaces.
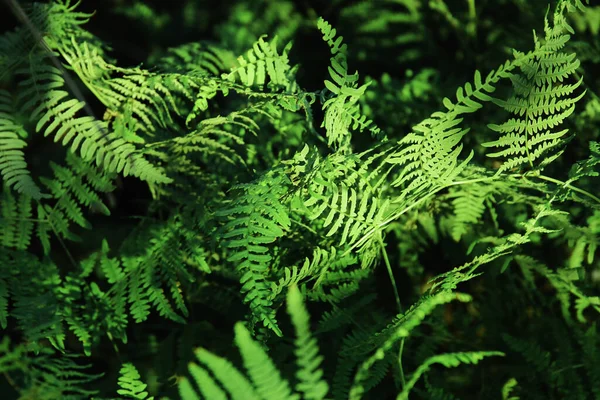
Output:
217,172,291,336
15,52,171,184
316,17,379,152
224,35,292,91
293,148,390,255
0,90,44,199
181,321,298,400
386,61,523,207
236,323,299,400
116,362,153,399
182,347,261,400
57,37,175,132
270,247,357,300
182,363,229,400
287,285,329,400
164,111,255,168
483,6,586,173
441,70,498,114
309,269,371,304
386,111,474,206
234,305,299,399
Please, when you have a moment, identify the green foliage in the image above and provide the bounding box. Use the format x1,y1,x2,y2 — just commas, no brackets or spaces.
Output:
179,285,324,400
0,0,599,399
116,363,154,399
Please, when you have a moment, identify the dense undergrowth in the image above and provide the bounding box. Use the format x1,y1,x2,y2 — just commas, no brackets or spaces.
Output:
1,0,599,398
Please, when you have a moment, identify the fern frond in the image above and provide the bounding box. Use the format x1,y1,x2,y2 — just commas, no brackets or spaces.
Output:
35,152,114,253
183,347,261,400
385,60,518,208
116,363,153,399
0,90,44,199
235,322,299,400
26,351,102,400
349,292,473,400
270,247,356,300
397,351,505,400
16,51,171,184
316,17,379,152
224,35,292,90
217,172,292,335
287,285,329,400
386,107,475,206
0,186,34,250
503,334,551,372
291,148,390,267
483,6,585,173
2,250,65,347
161,111,255,168
181,322,298,400
446,178,508,241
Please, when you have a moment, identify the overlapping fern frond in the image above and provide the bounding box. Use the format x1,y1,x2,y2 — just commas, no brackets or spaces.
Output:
216,171,292,335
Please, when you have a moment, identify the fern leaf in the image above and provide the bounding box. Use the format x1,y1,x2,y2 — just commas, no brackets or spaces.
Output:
316,17,379,151
0,90,44,199
287,285,329,400
234,322,299,400
217,173,291,335
190,348,261,400
483,7,585,173
224,35,292,90
182,363,228,400
397,351,505,400
117,363,153,399
0,186,34,250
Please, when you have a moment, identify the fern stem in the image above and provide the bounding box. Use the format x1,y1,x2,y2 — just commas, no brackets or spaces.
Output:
536,174,600,204
398,338,406,392
467,0,477,38
378,236,402,314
